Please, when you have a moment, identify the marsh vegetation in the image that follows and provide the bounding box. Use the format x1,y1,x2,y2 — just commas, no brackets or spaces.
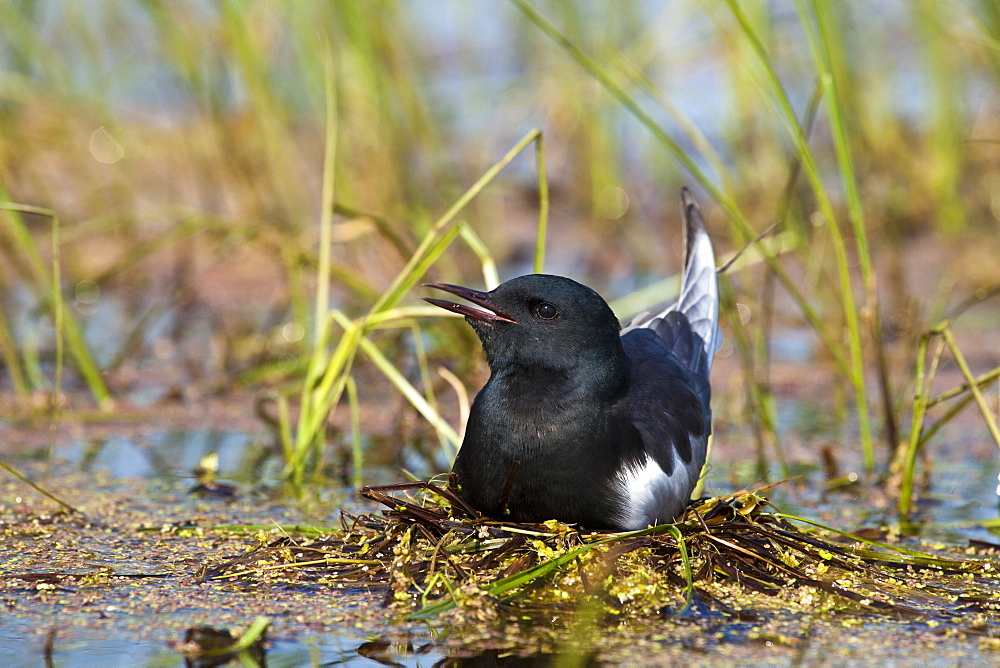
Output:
1,1,999,664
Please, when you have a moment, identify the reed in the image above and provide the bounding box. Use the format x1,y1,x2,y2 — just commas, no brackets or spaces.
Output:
282,130,551,483
0,2,995,502
515,0,878,466
0,202,109,407
897,321,1000,520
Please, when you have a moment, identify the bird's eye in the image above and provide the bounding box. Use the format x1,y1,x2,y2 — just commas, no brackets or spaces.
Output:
533,302,558,320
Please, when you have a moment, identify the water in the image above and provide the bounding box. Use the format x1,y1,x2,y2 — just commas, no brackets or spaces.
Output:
2,3,998,660
0,630,619,667
0,630,450,668
1,414,997,665
65,430,268,481
1,291,995,663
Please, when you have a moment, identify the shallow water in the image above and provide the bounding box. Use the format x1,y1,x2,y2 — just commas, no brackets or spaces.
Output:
1,414,998,666
3,0,999,662
65,429,271,481
1,288,997,664
0,630,445,668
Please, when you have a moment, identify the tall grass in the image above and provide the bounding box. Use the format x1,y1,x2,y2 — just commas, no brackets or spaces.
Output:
282,129,550,484
512,0,886,468
0,2,996,507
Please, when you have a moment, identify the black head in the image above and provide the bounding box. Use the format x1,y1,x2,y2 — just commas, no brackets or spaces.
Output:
425,274,626,378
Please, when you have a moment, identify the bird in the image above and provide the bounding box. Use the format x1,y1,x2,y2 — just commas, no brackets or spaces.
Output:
423,188,721,531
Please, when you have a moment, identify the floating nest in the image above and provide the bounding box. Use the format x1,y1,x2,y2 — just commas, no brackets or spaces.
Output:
203,479,1000,633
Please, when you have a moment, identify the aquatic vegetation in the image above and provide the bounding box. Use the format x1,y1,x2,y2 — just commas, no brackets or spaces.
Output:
1,3,999,660
204,481,1000,636
1,3,996,495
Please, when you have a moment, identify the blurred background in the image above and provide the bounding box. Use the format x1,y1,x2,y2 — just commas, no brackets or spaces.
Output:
0,1,998,492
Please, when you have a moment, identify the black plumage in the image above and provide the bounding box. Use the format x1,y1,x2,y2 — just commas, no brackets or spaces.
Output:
424,189,721,530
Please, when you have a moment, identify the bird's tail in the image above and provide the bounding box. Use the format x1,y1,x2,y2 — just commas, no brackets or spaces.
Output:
676,188,722,372
621,189,721,380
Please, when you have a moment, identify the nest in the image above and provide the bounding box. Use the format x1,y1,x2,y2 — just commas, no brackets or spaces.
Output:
203,479,1000,630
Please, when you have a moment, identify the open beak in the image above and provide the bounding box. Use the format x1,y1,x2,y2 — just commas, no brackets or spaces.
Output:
422,283,517,324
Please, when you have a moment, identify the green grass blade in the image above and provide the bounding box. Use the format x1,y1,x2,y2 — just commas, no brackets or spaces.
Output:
664,524,694,616
798,0,884,469
346,375,364,489
533,132,549,274
513,0,711,194
898,330,936,519
898,322,949,518
725,0,873,469
516,0,854,387
288,130,547,480
0,460,82,515
370,129,543,315
0,288,27,396
775,512,981,566
356,329,460,459
458,222,500,289
313,36,338,350
0,202,111,407
943,328,1000,451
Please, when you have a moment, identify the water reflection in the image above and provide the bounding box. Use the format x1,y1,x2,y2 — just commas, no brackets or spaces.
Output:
65,430,275,482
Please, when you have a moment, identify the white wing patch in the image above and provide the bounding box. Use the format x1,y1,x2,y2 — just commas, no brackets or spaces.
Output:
615,443,704,530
